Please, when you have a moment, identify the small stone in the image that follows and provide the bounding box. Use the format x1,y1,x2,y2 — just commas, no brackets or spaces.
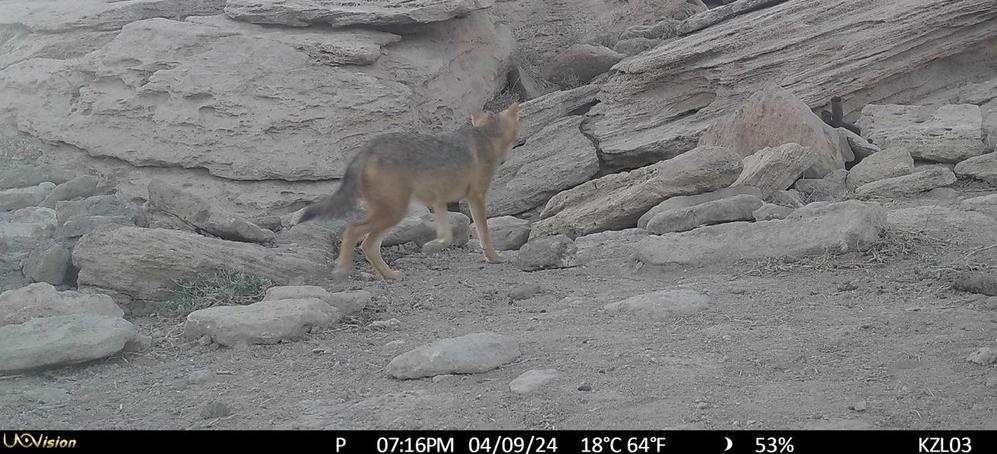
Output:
200,401,232,419
385,332,521,379
577,383,593,392
848,400,867,412
369,318,401,330
516,234,578,271
967,347,997,365
509,284,541,301
604,288,711,320
431,374,456,383
22,386,71,405
837,282,858,292
509,369,559,394
696,401,710,409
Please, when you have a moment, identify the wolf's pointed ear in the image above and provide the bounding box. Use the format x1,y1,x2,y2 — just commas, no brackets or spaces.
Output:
471,111,490,127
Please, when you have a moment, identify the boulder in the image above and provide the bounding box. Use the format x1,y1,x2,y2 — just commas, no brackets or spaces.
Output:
0,314,139,372
263,286,370,315
516,235,578,271
637,201,885,266
72,227,330,305
699,86,850,179
0,283,123,328
0,12,512,181
857,104,987,163
0,182,55,212
854,168,956,198
386,332,521,379
533,145,742,238
638,186,763,229
487,116,599,216
471,216,531,251
846,148,914,190
645,194,764,234
224,0,494,27
584,0,997,171
148,179,275,243
731,143,820,197
40,175,99,208
517,84,600,144
184,298,342,346
954,152,997,184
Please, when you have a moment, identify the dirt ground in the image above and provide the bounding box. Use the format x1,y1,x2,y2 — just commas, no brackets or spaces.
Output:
2,187,996,431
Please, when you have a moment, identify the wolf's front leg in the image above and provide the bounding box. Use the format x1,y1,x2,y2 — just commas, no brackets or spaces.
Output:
467,194,505,264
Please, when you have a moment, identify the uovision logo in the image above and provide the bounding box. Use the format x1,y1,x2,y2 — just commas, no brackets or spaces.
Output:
2,433,77,449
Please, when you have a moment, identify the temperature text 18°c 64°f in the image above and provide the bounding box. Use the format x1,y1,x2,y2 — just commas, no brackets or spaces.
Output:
580,437,667,453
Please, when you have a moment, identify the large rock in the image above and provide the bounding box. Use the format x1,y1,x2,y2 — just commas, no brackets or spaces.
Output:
0,12,512,182
638,186,762,229
543,44,624,87
846,148,914,190
699,86,850,179
954,152,997,184
385,332,521,379
72,227,330,305
584,0,997,171
516,234,578,271
487,116,599,216
0,182,55,212
637,201,885,266
886,206,997,245
148,179,274,243
0,162,72,190
533,145,742,238
262,286,370,315
0,283,123,328
0,0,227,70
41,175,99,208
961,193,997,218
22,243,72,286
184,298,342,346
470,216,531,251
731,143,820,197
645,194,764,234
0,314,138,372
517,84,600,144
857,104,987,163
854,168,956,198
224,0,494,27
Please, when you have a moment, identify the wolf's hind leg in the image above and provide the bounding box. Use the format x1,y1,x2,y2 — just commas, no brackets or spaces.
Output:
421,201,454,254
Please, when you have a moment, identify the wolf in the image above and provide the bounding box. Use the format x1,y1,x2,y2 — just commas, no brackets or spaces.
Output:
293,102,520,280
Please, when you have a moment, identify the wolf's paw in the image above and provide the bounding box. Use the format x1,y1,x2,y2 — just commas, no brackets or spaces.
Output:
485,252,506,264
421,239,450,255
378,269,401,280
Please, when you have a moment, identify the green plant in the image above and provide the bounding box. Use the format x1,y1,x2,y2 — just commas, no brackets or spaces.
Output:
166,269,274,316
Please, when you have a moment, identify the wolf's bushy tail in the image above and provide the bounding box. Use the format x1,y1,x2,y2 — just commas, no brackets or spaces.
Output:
296,150,368,223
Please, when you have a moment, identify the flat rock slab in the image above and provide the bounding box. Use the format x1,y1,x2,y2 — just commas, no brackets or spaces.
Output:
386,332,521,379
954,152,997,184
886,206,997,245
534,145,742,238
961,193,997,218
604,289,711,320
0,283,123,328
509,369,559,394
263,286,370,315
637,200,885,266
857,104,987,163
0,314,138,372
855,168,956,198
225,0,494,27
846,148,914,190
184,298,342,346
646,194,764,234
638,186,762,229
72,226,330,304
148,179,274,243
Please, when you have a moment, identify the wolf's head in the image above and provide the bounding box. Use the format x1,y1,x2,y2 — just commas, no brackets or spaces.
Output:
470,102,519,162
